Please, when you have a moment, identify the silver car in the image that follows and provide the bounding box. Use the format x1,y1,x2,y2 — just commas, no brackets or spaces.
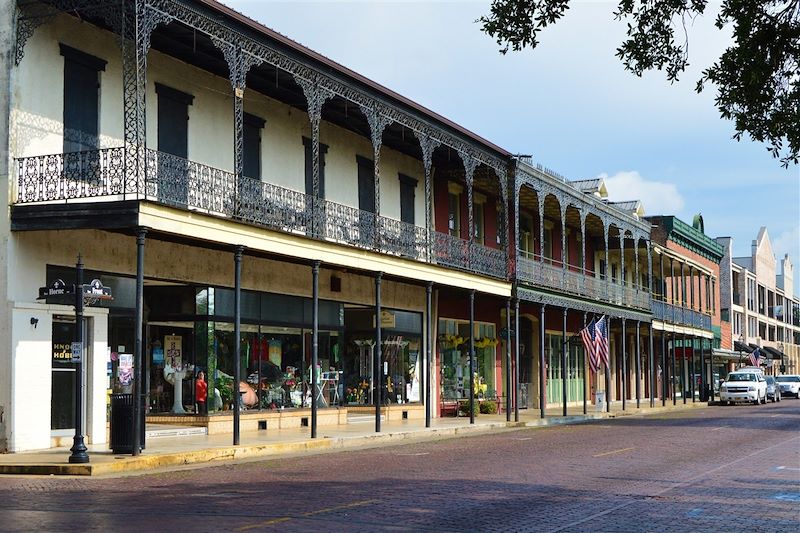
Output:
765,376,781,402
775,375,800,398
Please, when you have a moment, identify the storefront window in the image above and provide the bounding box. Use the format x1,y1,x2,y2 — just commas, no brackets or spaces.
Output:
545,333,585,405
438,319,497,401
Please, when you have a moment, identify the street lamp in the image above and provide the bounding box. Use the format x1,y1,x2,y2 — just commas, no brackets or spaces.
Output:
737,334,745,369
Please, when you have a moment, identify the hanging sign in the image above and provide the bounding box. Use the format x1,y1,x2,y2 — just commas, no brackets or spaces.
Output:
118,353,133,386
38,279,74,305
165,335,183,371
373,310,396,328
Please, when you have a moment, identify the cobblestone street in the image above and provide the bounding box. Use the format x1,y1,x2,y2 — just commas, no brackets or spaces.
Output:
1,402,798,532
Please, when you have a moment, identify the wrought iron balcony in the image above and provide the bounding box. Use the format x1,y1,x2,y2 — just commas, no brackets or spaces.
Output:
516,254,651,310
14,148,508,280
651,300,712,330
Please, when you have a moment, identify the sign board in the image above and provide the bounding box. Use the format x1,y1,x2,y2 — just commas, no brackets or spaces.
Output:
71,341,83,363
372,310,396,329
165,335,183,371
118,354,133,386
82,279,112,300
38,279,75,305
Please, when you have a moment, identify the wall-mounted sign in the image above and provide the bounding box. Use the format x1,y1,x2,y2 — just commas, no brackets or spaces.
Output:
71,341,83,363
53,342,72,361
372,310,396,329
118,354,133,386
165,335,183,371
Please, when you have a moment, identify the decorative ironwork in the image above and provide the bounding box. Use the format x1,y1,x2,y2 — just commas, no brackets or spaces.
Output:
651,300,711,330
360,104,394,218
15,148,508,280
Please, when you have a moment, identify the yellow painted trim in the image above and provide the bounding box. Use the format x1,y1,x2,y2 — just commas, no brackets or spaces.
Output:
138,203,511,296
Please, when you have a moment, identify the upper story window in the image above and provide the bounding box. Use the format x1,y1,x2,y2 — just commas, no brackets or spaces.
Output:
747,278,756,311
757,284,766,315
356,155,375,214
542,220,553,260
519,212,533,258
303,137,328,198
474,193,486,244
155,83,194,158
399,174,417,225
60,44,106,153
447,182,462,238
243,113,265,180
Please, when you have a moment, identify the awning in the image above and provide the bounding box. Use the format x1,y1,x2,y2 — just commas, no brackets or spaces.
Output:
748,343,761,352
762,346,784,360
734,341,754,353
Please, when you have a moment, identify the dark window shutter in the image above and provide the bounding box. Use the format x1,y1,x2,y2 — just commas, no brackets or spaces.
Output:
357,155,375,213
242,113,265,179
60,44,105,153
156,83,193,158
399,174,417,225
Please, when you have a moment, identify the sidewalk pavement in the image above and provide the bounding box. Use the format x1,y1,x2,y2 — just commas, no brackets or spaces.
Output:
0,399,707,477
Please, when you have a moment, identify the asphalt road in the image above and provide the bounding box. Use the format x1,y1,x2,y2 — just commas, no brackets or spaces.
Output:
1,401,798,532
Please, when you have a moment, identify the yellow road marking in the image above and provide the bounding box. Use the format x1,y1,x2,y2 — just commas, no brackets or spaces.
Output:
592,447,635,458
237,499,377,531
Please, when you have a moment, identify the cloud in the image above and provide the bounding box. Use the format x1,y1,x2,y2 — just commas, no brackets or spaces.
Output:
598,171,685,216
772,225,800,269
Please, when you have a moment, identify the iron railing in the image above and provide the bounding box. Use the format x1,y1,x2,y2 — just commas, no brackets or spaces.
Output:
14,148,508,279
516,255,651,310
651,300,712,329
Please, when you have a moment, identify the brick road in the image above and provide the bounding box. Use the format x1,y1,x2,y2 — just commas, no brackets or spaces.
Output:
0,402,798,532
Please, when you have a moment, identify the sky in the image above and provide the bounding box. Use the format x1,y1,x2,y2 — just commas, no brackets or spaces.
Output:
227,0,799,291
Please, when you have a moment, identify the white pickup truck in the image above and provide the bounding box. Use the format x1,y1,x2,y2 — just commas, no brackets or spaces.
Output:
719,369,767,405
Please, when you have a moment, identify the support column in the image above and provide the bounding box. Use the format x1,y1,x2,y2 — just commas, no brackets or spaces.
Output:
560,207,567,288
635,320,641,408
621,318,627,411
662,327,668,406
361,107,392,226
682,332,687,404
561,307,568,417
311,261,320,438
606,317,612,413
538,197,545,261
604,226,610,300
539,304,546,419
620,232,626,293
69,255,89,464
299,80,332,238
375,272,383,432
583,312,588,415
506,298,512,421
233,246,244,445
469,290,476,425
689,335,695,403
689,266,695,311
132,228,147,457
420,137,439,260
671,330,677,405
514,298,520,422
648,322,655,408
634,237,640,293
425,282,433,428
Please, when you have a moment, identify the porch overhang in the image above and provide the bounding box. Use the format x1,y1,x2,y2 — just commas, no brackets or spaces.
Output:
517,287,652,322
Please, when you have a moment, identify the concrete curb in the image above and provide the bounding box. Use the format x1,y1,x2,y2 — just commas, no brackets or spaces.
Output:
0,402,709,476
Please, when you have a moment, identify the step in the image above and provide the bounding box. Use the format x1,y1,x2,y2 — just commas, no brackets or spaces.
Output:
146,425,208,439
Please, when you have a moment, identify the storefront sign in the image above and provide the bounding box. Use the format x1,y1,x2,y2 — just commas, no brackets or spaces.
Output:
53,342,72,361
71,342,83,363
118,353,133,386
372,310,396,328
165,335,183,371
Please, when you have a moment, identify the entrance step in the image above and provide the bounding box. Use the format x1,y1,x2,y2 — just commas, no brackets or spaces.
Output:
347,414,386,424
146,425,207,439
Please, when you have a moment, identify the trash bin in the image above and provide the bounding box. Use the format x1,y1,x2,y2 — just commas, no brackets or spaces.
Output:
110,393,146,454
594,391,605,412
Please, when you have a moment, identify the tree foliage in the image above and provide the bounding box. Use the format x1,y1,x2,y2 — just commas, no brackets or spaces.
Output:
479,0,800,167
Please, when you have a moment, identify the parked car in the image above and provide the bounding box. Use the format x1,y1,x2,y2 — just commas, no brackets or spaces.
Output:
719,370,767,405
765,376,782,402
775,375,800,398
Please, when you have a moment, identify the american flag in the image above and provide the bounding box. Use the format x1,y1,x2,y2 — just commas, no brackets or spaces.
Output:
748,347,763,367
594,316,610,368
580,318,598,372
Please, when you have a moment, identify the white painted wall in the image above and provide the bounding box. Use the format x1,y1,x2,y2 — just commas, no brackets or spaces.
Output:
11,14,427,225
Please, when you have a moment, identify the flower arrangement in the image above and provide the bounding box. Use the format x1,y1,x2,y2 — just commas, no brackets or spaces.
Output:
474,337,499,349
473,372,488,397
439,334,465,349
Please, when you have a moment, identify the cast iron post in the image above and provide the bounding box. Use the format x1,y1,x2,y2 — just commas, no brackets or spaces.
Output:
133,227,146,456
69,255,89,464
375,272,382,432
506,297,512,421
311,261,320,438
425,282,433,428
469,289,475,425
233,246,243,445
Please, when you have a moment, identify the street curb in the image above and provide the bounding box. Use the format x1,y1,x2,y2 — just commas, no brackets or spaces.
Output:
0,402,709,476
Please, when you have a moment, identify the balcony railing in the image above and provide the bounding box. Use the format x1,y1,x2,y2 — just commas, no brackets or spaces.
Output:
516,254,651,310
651,300,712,330
15,148,508,279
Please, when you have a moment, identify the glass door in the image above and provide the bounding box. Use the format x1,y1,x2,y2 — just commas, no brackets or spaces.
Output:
52,319,77,432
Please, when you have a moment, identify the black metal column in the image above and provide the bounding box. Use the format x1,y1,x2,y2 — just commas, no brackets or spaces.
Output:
671,330,677,405
505,298,512,422
375,272,383,433
311,261,320,438
514,297,520,422
682,332,687,405
539,304,546,419
648,322,655,408
690,335,696,403
583,312,587,415
69,255,89,464
233,246,243,445
606,317,612,413
132,228,146,457
469,290,475,425
561,308,568,417
662,328,667,406
635,320,641,408
621,318,627,411
425,282,433,428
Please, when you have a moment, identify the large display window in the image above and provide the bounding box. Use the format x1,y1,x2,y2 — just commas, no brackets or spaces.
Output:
438,319,498,401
